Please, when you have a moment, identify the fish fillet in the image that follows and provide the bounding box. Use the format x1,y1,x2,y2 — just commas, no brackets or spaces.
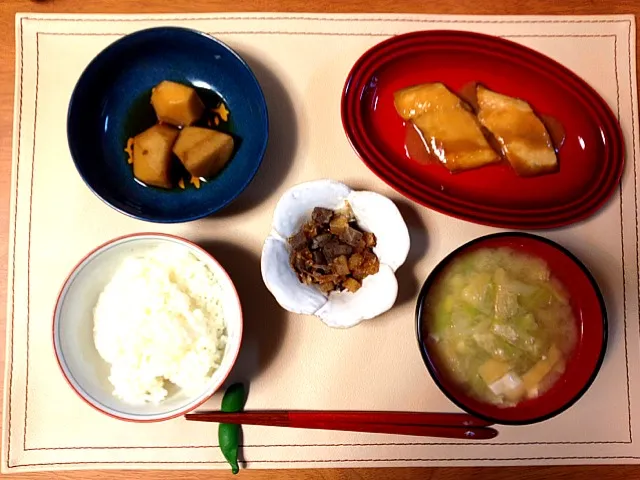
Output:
394,83,500,173
476,85,558,177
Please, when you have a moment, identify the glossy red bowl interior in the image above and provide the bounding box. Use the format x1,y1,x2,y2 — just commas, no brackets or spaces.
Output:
415,233,607,425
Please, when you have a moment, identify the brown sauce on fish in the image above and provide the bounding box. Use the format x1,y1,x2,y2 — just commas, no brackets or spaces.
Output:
458,81,480,112
404,122,441,165
539,114,566,151
479,126,505,158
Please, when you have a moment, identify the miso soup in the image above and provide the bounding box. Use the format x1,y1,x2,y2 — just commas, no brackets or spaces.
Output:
424,247,577,407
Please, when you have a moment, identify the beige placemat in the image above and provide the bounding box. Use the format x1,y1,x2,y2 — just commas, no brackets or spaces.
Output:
2,12,639,472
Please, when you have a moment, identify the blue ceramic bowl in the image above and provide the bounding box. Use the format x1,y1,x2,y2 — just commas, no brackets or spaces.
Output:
67,27,268,223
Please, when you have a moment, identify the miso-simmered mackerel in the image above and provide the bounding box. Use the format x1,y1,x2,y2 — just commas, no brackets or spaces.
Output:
476,85,558,177
394,81,564,178
393,82,500,172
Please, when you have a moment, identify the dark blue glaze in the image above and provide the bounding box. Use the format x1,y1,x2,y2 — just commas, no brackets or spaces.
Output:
67,27,269,223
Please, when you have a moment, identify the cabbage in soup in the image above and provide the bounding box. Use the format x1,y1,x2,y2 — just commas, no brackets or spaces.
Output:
424,247,577,407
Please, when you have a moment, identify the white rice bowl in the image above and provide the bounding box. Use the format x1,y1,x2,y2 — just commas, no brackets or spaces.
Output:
53,234,243,422
93,245,228,405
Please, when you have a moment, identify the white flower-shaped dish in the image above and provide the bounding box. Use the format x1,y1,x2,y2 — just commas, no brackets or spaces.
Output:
261,179,410,328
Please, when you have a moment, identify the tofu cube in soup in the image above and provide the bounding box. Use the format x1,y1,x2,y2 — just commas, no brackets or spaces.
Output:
181,130,235,178
132,124,179,189
150,81,205,127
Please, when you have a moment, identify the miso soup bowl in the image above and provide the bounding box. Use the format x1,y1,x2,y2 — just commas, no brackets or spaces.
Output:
415,232,607,425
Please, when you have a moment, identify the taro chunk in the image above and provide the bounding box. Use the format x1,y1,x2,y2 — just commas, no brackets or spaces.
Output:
181,130,235,178
173,127,216,163
132,124,179,189
150,80,205,127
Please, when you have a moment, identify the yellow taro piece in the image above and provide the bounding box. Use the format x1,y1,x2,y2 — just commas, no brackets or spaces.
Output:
181,130,234,179
478,359,511,385
132,124,179,189
150,80,205,127
522,344,562,397
173,127,217,163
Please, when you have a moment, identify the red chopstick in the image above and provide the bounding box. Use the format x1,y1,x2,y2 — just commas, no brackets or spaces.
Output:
284,411,493,427
184,411,498,440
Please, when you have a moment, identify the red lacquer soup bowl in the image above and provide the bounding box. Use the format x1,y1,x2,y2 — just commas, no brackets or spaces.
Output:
342,31,625,229
415,233,607,425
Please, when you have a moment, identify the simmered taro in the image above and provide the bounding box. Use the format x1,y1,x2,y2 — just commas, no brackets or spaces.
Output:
288,206,380,293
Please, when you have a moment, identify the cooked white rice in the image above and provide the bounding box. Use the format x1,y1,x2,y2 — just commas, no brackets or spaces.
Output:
93,244,228,405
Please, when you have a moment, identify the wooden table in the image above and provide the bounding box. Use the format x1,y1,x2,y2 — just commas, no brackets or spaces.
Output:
0,0,637,479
